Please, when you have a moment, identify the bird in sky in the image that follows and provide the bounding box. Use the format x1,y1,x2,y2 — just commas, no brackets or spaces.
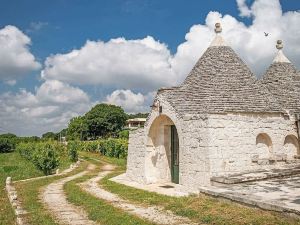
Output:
264,32,269,37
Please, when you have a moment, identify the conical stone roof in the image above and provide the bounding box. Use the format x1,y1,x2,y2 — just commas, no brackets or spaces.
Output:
159,24,282,116
261,40,300,113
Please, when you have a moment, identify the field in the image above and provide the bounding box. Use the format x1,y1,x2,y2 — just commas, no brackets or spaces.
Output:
1,150,300,225
0,152,43,225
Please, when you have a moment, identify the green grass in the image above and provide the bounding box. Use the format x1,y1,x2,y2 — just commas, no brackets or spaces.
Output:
0,150,73,225
15,160,89,225
12,152,129,225
4,150,298,225
64,171,155,225
100,172,300,225
79,151,126,170
0,152,43,225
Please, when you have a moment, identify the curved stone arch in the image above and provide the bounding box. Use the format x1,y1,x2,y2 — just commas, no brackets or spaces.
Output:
143,98,184,184
256,133,273,158
144,97,184,149
284,134,300,157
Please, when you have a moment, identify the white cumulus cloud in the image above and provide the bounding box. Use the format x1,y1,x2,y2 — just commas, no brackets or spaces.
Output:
105,89,155,113
41,36,176,92
0,80,93,136
236,0,252,17
39,0,300,91
0,25,41,83
172,0,300,78
2,0,300,136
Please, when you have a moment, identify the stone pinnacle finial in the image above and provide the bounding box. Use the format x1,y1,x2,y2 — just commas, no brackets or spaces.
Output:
215,23,222,34
276,40,283,50
273,39,290,63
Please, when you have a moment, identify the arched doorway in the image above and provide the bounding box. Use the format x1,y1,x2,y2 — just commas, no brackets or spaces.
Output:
146,115,179,184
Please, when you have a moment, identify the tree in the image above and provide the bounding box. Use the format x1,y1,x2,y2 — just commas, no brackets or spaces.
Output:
0,138,15,153
67,116,88,140
42,132,56,140
0,133,17,139
0,133,17,151
85,104,127,138
127,113,149,119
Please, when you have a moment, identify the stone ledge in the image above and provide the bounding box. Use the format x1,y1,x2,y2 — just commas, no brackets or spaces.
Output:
251,154,289,164
6,177,28,225
211,164,300,184
198,186,300,217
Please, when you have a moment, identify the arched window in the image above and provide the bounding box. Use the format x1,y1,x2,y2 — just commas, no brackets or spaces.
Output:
284,135,299,157
256,133,272,158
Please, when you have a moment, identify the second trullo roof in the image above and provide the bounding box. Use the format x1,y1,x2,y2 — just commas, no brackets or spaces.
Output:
261,40,300,113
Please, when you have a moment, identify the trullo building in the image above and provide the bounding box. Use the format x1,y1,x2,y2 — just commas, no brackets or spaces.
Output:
124,23,300,192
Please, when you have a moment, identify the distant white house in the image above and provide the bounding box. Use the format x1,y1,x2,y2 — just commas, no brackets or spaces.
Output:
126,118,147,129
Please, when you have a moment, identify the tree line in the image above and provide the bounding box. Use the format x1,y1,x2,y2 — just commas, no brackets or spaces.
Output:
62,103,148,141
0,103,149,153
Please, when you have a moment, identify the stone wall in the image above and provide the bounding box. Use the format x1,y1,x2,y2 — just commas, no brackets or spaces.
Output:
176,115,211,189
126,94,300,190
143,96,212,190
206,112,299,177
126,128,146,183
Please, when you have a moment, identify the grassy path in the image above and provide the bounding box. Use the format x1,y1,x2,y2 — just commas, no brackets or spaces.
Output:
79,163,199,225
42,164,97,225
64,154,156,225
14,160,89,225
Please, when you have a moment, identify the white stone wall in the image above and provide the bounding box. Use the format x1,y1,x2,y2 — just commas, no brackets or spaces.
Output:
126,96,300,191
126,128,147,183
127,95,212,190
206,112,299,177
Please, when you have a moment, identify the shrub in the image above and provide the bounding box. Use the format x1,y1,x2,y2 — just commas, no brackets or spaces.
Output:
84,141,99,152
117,138,128,158
31,143,59,175
110,138,128,158
53,142,67,157
16,142,34,160
118,130,129,139
67,141,79,162
104,138,115,157
0,138,16,153
16,141,63,175
75,138,128,159
98,139,106,155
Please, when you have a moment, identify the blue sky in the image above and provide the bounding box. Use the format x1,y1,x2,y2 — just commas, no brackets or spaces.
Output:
1,0,247,94
0,0,298,93
0,0,300,135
